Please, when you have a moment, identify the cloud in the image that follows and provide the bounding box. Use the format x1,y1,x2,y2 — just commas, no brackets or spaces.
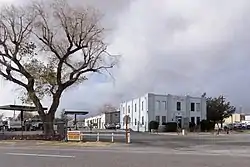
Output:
1,0,250,117
68,0,250,114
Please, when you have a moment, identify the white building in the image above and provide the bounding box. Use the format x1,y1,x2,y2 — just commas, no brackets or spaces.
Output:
85,114,106,129
120,93,207,132
85,111,120,129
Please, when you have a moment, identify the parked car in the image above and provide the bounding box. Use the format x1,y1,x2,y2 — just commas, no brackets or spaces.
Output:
224,123,233,130
241,123,248,129
115,123,121,129
105,123,115,129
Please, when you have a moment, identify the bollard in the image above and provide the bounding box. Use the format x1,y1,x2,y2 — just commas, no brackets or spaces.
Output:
182,129,185,135
127,132,131,144
97,133,100,142
111,133,114,143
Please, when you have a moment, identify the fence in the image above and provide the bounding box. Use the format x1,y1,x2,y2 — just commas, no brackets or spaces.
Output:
66,130,130,143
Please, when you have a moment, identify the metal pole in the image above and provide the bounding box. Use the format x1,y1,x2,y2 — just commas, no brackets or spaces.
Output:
13,99,16,118
125,115,128,144
97,132,100,142
111,133,114,143
74,114,77,130
128,131,131,143
20,110,24,140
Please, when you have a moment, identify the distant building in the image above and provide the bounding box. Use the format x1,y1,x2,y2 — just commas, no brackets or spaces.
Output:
120,93,207,132
224,113,245,124
245,115,250,121
85,111,120,129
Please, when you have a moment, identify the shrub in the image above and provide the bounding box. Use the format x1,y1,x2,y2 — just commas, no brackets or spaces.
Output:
149,121,159,132
200,120,215,132
189,122,196,132
165,122,177,132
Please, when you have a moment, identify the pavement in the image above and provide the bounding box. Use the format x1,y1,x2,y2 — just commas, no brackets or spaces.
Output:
0,143,249,167
1,133,250,166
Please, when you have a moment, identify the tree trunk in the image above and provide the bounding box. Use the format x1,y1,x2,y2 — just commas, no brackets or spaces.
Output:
220,120,223,130
42,91,62,136
42,114,55,136
216,123,220,135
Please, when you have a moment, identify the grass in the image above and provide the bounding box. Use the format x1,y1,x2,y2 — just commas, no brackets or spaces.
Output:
35,141,113,147
0,140,113,147
0,141,17,144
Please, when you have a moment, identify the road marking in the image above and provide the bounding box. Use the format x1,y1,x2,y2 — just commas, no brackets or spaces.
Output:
5,153,75,158
2,147,250,158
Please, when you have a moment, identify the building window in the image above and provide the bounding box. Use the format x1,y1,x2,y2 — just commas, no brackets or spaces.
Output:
197,117,200,125
128,106,130,113
123,107,125,114
156,101,160,110
162,116,166,123
135,103,137,112
196,103,201,112
142,101,144,111
191,103,195,111
176,102,181,111
162,101,167,110
135,118,137,125
191,117,195,124
142,116,144,125
155,116,160,122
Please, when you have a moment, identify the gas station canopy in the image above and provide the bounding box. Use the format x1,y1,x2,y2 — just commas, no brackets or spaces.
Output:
0,105,47,111
63,110,88,115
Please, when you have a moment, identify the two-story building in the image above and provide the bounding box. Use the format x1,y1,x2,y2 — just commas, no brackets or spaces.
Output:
120,93,207,132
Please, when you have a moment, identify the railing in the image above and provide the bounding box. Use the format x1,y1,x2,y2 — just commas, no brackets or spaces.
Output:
79,132,130,143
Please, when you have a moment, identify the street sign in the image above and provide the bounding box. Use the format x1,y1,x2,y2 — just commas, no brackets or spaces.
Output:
67,131,81,141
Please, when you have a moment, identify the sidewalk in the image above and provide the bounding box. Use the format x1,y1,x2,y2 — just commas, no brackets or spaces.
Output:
150,132,227,136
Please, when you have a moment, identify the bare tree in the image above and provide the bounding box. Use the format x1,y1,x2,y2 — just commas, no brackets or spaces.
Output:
0,0,118,135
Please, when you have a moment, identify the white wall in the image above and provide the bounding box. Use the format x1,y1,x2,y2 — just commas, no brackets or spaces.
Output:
120,93,207,132
85,114,106,129
120,94,148,132
245,115,250,121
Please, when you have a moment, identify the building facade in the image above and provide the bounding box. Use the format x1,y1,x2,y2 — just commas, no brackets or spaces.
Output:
85,111,120,129
120,93,207,132
224,113,245,124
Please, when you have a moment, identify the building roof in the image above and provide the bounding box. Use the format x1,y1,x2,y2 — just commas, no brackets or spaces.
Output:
63,110,89,115
0,105,47,112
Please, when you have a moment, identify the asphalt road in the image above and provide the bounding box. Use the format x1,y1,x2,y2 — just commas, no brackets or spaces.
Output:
0,143,249,167
3,130,250,149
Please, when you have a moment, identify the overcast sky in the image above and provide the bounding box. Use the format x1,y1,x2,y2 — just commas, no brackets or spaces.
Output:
0,0,250,117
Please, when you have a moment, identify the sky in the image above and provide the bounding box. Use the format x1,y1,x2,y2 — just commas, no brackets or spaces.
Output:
1,0,250,117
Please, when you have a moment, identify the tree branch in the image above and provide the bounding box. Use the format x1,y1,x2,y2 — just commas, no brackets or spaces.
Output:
0,68,27,87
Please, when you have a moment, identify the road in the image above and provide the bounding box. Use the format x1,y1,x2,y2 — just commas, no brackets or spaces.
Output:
0,138,250,167
1,131,250,166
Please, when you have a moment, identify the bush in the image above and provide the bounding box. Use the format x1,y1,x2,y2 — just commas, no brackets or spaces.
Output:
165,122,177,132
189,122,196,132
200,120,215,132
149,121,159,132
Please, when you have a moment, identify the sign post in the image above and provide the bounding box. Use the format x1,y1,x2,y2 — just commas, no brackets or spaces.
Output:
67,131,81,141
